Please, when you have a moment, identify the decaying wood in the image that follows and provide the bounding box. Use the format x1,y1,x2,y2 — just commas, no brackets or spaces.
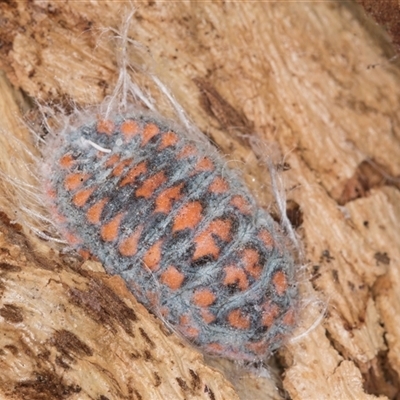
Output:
357,0,400,51
0,1,399,399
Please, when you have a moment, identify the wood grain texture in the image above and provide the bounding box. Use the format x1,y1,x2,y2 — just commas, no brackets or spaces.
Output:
0,1,399,399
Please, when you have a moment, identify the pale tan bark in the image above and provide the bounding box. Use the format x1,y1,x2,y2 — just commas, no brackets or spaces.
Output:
0,2,399,399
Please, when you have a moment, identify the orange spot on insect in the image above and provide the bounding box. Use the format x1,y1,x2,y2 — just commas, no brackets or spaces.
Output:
143,240,163,271
120,120,140,140
228,309,250,330
206,343,224,354
201,309,216,324
160,307,169,318
97,119,114,135
177,145,196,159
246,340,269,355
272,270,288,296
192,289,216,307
64,231,81,245
141,123,160,146
261,302,280,327
230,195,251,214
160,266,185,290
155,183,184,213
173,201,203,232
64,173,90,191
179,315,200,338
223,266,249,291
192,230,219,261
78,249,91,260
194,157,214,172
119,225,143,257
193,219,232,261
209,219,231,241
158,131,178,150
101,213,124,242
282,309,295,326
112,159,133,177
86,198,108,224
105,154,120,168
209,176,229,193
136,171,167,198
180,315,190,325
242,248,262,279
120,161,147,187
59,154,74,169
259,229,274,248
184,326,200,339
46,188,57,199
73,187,96,207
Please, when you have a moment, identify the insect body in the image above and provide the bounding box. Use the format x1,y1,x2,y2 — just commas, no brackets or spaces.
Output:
46,113,297,361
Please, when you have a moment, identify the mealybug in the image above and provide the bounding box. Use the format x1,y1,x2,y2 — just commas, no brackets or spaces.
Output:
44,110,298,361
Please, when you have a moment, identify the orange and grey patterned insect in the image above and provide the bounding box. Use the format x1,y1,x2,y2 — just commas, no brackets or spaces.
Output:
45,112,298,361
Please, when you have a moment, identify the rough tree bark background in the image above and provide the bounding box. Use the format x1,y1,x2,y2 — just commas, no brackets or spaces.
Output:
0,1,399,400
